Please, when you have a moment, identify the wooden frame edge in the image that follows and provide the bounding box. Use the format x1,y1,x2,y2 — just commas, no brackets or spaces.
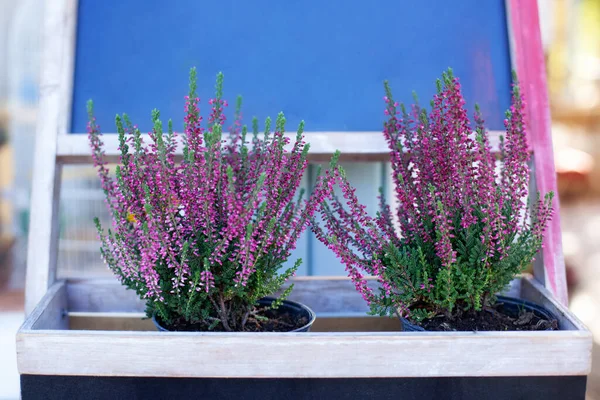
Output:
17,276,591,378
20,280,67,331
24,0,73,315
56,130,506,164
16,329,591,378
506,0,567,305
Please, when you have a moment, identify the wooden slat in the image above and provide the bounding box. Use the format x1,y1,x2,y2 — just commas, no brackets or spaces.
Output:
22,0,581,382
16,329,591,378
21,281,68,331
67,278,145,313
56,276,575,331
57,0,78,135
67,276,378,314
24,0,71,315
56,130,506,165
68,312,154,331
67,312,402,332
66,276,524,314
58,132,392,163
507,0,567,305
17,276,591,378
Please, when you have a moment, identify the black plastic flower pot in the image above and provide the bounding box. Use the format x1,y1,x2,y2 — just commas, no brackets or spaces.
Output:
152,297,316,332
400,295,559,332
400,317,427,332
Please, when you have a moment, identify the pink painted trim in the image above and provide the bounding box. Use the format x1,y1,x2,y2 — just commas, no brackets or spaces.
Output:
507,0,568,305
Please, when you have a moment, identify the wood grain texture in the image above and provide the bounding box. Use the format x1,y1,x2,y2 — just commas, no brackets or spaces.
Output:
57,132,391,163
17,276,591,378
24,0,72,315
56,131,506,164
67,312,402,332
57,0,78,135
21,281,68,331
23,0,581,381
507,0,567,305
66,276,522,314
66,276,379,314
67,279,145,313
16,329,591,378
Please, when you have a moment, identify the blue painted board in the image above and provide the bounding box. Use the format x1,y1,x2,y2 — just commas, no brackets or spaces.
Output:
71,0,512,134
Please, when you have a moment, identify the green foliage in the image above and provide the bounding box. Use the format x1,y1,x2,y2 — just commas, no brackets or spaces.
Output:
87,69,327,332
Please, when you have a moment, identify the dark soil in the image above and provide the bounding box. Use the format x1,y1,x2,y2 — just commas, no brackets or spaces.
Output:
416,301,559,332
242,306,308,332
156,304,308,332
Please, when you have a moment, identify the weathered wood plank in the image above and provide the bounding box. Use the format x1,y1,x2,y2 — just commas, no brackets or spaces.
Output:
67,312,402,332
25,0,70,315
66,276,377,314
56,130,506,165
57,0,78,135
16,329,591,378
507,0,567,305
68,312,153,331
21,281,68,331
66,276,523,314
57,276,583,334
67,278,145,313
18,276,591,378
57,132,391,163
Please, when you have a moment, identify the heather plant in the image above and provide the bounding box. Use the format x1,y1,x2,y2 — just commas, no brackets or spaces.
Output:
313,70,554,323
88,69,333,331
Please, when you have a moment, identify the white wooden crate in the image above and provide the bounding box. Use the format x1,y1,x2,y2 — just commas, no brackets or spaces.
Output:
17,275,591,378
17,0,591,389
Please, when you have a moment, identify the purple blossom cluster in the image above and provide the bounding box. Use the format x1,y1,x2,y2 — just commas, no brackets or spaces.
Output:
88,69,332,331
314,70,555,320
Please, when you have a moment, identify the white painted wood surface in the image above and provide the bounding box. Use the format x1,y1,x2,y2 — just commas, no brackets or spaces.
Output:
65,276,386,313
67,312,403,332
58,131,391,163
56,130,505,164
63,276,522,315
57,0,78,136
16,329,591,378
26,0,568,315
22,0,582,384
16,276,592,378
21,280,68,331
505,0,568,305
24,0,70,315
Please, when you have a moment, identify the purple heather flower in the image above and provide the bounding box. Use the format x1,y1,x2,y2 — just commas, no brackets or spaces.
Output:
313,70,554,319
88,69,332,331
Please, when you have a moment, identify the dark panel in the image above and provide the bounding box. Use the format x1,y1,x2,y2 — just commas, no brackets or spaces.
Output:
71,0,512,133
21,375,587,400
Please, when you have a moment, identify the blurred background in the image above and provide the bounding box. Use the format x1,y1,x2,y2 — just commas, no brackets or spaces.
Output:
1,0,600,398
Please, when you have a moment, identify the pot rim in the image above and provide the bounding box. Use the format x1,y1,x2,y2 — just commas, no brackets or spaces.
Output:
152,297,316,332
400,295,560,332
